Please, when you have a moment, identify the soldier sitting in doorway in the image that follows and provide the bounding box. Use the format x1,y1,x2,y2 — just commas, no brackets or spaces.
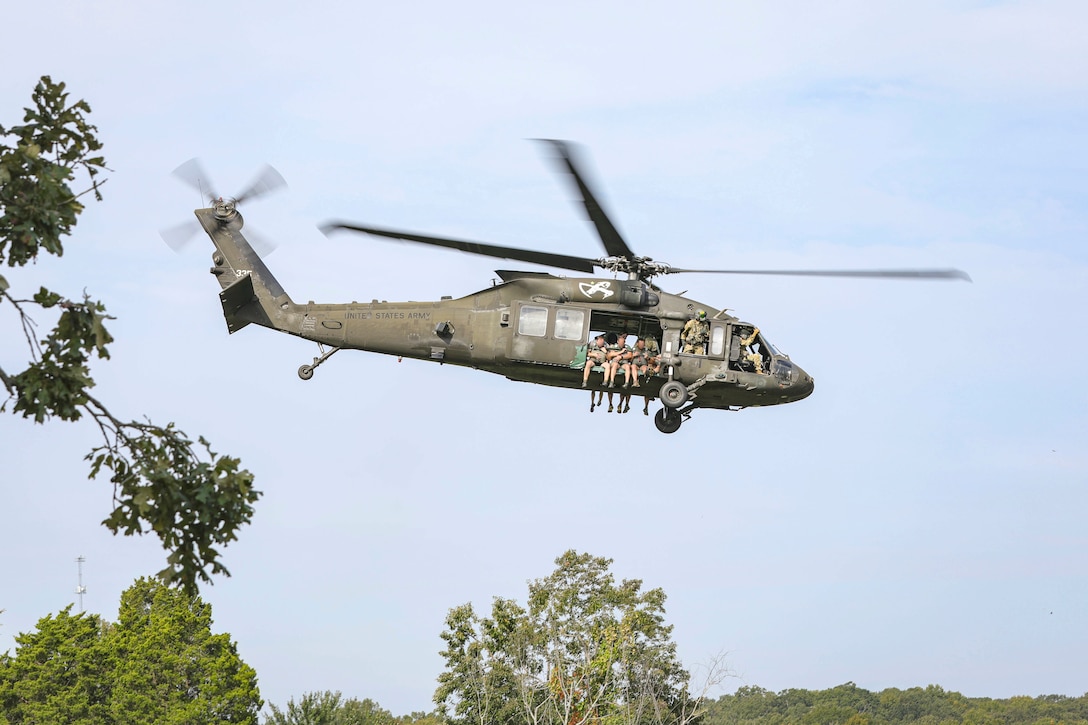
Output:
629,338,653,387
581,334,608,388
603,332,630,388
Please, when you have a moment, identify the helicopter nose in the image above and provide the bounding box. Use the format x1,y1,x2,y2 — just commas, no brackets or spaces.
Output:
792,365,815,400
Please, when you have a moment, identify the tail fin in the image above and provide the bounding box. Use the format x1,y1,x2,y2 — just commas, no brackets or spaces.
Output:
196,203,295,334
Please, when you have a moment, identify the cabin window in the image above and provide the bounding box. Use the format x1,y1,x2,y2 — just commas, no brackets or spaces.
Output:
710,324,726,357
518,305,548,337
554,308,585,341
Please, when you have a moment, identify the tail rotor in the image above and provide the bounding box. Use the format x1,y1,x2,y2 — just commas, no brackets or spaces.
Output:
160,159,286,253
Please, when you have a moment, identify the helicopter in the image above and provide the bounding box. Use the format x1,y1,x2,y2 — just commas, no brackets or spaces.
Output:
175,140,969,434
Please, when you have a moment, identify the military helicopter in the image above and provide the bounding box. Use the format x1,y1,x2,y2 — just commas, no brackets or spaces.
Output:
173,141,969,434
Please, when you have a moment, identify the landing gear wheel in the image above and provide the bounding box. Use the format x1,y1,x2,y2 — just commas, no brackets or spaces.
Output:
659,380,688,409
297,344,340,381
654,408,682,434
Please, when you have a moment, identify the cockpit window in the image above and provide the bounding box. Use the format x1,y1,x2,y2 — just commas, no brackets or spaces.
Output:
773,358,793,384
729,324,776,375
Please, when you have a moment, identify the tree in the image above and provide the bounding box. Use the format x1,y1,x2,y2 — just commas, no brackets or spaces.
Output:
265,690,349,725
433,601,522,725
435,550,729,725
0,607,113,724
877,686,969,725
263,692,443,725
264,691,401,725
109,577,262,724
0,75,260,593
0,577,261,724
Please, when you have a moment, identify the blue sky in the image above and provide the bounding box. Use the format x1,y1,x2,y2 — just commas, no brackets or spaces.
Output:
2,0,1086,715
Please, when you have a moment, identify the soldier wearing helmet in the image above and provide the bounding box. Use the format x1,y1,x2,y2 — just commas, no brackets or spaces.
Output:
739,325,764,373
681,309,710,355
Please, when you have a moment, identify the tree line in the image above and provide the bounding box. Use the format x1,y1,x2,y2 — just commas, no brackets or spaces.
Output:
1,551,706,724
700,683,1088,725
6,558,1084,725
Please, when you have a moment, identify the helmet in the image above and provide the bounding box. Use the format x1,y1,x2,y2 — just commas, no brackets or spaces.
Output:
697,309,706,320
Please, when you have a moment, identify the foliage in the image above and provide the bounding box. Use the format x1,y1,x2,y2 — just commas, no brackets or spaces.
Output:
0,75,260,594
0,577,262,724
0,607,112,724
109,577,262,724
434,550,719,725
263,691,442,725
700,683,1088,725
0,75,103,266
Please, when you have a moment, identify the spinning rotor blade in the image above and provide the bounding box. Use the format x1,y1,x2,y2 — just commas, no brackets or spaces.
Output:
246,228,279,257
164,159,286,254
322,222,599,274
171,158,218,201
235,164,287,204
171,159,286,205
537,139,636,260
160,219,201,252
665,267,972,281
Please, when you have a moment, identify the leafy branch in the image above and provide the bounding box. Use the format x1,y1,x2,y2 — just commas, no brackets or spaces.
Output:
1,76,259,595
0,75,105,266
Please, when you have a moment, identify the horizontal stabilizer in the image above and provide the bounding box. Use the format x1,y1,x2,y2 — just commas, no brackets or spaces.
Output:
219,273,257,334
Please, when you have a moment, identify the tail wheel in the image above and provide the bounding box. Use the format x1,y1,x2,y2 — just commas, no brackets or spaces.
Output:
654,408,682,434
659,380,688,409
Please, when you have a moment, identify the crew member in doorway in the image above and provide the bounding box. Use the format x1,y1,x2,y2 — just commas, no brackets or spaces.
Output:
682,310,710,354
739,326,764,373
581,334,608,388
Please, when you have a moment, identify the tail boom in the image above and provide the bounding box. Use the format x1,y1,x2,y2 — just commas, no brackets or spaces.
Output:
197,204,299,335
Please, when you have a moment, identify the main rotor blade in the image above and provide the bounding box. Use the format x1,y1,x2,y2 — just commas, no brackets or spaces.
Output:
666,267,973,281
235,164,287,204
322,222,600,274
537,139,636,260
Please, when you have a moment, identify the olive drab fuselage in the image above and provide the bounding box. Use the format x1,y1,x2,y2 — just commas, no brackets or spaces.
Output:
198,203,815,430
188,139,967,433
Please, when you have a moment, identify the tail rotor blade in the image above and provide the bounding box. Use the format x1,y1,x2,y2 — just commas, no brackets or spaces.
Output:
165,161,286,253
159,219,200,252
171,158,217,202
236,164,287,204
247,228,278,257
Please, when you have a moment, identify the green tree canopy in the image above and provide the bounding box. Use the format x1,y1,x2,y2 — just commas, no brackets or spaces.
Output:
0,607,112,724
701,683,1088,725
0,75,260,593
434,550,714,725
263,690,443,724
265,691,392,725
0,576,262,724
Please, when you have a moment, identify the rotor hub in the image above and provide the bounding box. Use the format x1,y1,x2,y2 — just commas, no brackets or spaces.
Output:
212,197,237,220
598,256,673,281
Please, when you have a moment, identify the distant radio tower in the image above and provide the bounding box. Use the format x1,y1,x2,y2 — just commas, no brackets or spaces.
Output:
75,556,87,613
